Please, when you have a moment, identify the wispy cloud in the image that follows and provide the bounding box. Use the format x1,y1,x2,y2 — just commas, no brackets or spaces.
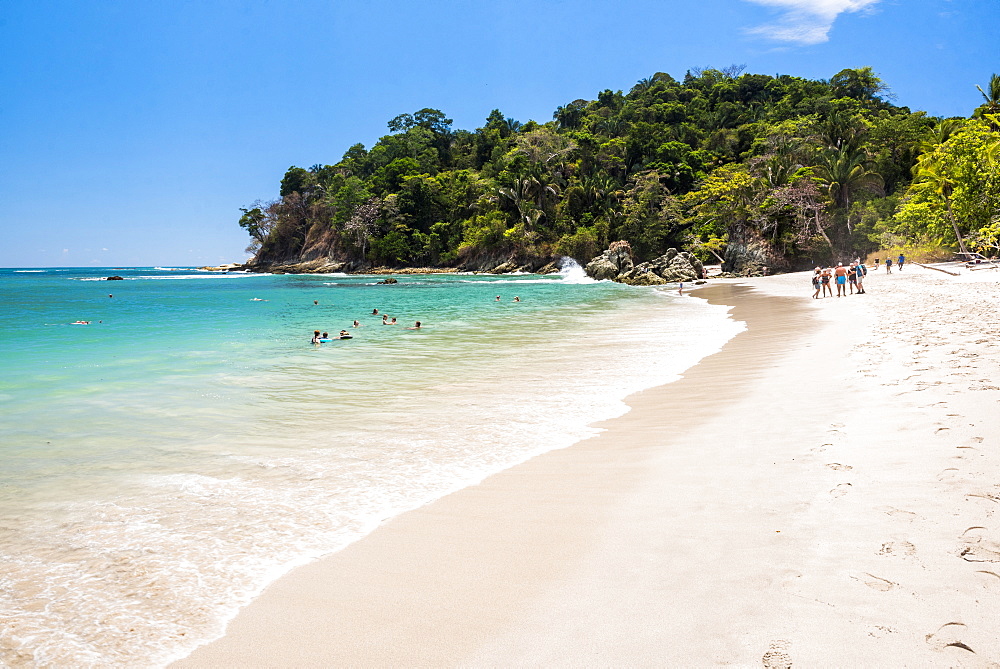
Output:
744,0,881,45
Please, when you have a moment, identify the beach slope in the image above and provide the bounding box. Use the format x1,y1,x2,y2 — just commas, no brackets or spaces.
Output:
176,268,1000,667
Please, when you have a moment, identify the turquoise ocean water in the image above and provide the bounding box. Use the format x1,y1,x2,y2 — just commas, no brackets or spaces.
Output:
0,264,743,666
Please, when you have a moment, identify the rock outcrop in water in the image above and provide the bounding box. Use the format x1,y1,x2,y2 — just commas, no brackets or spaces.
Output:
585,242,704,285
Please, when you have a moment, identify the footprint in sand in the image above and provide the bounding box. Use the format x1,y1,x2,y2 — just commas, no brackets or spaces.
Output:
825,463,853,471
958,527,1000,563
974,570,1000,590
937,468,960,481
877,541,917,557
866,625,899,638
925,622,976,654
809,443,831,456
829,482,853,498
761,640,792,669
851,572,897,592
881,507,919,521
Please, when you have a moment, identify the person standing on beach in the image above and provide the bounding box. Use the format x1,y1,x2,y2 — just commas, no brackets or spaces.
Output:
874,258,880,271
848,262,858,294
812,268,822,299
855,260,867,294
885,257,892,274
898,253,905,271
821,266,833,297
834,263,848,297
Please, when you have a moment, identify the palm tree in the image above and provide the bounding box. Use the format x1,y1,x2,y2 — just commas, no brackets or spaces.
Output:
976,73,1000,117
813,146,884,217
912,155,971,255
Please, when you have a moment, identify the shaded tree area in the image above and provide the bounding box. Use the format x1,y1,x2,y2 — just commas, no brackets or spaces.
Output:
243,69,999,273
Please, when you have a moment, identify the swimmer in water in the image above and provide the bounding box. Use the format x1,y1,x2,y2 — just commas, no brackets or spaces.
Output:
390,317,397,324
353,320,360,327
495,295,501,301
513,296,520,302
382,314,389,324
405,321,422,330
311,330,322,344
72,320,91,325
314,300,318,305
321,332,329,340
339,330,351,338
372,308,379,315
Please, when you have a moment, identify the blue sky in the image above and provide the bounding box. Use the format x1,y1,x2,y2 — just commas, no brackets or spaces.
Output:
1,0,995,267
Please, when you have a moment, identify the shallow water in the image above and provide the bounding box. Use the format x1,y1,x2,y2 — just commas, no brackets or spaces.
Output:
0,265,743,666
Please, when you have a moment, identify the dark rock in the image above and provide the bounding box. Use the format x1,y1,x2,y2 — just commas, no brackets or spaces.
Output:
106,276,124,280
376,277,398,284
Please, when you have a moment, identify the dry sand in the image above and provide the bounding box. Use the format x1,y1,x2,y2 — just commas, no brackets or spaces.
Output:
175,266,1000,667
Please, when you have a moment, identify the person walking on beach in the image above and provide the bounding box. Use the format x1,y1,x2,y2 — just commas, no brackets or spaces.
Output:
855,260,867,294
834,263,848,297
812,268,822,299
874,258,880,271
821,266,833,297
885,257,892,274
898,253,905,271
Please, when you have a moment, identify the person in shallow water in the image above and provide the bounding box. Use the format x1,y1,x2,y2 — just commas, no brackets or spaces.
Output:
353,320,360,327
372,308,379,315
513,296,520,302
495,295,501,301
382,314,389,324
321,332,329,340
311,330,322,344
405,321,422,329
339,330,351,338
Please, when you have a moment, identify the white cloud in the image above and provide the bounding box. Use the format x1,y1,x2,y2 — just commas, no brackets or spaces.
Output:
744,0,881,45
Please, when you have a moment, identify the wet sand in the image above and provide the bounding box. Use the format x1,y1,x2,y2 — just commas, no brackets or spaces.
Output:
175,267,1000,667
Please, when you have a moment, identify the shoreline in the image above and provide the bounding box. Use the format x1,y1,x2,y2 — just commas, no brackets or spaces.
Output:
175,268,1000,666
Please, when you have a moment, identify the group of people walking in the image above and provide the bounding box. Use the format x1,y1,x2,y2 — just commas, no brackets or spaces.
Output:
812,260,868,298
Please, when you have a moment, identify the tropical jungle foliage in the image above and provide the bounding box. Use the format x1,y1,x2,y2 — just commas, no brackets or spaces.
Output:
240,67,1000,271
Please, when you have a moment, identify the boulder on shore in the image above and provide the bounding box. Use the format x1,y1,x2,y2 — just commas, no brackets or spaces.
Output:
585,241,634,280
585,243,705,285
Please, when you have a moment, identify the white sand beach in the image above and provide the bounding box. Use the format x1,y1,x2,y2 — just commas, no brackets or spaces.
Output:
175,266,1000,667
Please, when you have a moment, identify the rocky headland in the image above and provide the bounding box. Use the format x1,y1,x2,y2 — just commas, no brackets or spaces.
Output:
585,241,705,285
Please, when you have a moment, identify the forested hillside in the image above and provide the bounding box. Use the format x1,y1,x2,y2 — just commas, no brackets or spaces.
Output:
238,67,1000,274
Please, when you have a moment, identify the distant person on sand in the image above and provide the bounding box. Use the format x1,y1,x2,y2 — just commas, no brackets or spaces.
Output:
898,253,905,271
848,263,858,294
874,258,880,271
834,263,848,297
820,267,832,297
311,330,322,344
678,282,684,295
812,268,822,299
855,260,867,294
885,257,892,274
